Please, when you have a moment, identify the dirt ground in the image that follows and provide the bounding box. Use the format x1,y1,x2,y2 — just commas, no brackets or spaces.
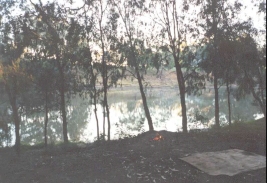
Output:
0,118,266,183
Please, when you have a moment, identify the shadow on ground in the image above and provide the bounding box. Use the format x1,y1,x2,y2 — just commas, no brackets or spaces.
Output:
0,118,266,183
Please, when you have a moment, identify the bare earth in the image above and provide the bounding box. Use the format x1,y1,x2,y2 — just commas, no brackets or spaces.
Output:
0,118,266,183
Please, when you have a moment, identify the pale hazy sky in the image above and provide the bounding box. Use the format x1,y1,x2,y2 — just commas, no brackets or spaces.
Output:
13,0,266,46
28,0,264,29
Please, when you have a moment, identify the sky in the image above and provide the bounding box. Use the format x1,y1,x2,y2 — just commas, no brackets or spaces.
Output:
28,0,265,28
6,0,266,46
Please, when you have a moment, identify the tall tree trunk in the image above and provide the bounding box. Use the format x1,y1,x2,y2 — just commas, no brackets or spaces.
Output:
99,15,111,140
105,95,111,141
99,0,111,141
103,66,111,141
245,71,266,119
214,74,220,128
94,105,100,140
5,77,21,155
226,79,232,126
101,61,106,141
32,2,69,143
250,84,266,118
102,106,106,139
163,0,187,133
44,91,49,147
56,55,68,143
102,66,111,140
113,1,154,131
12,101,20,155
180,82,187,133
127,38,153,131
134,58,154,131
93,81,100,141
129,43,153,131
102,64,110,140
174,58,187,133
212,0,220,129
256,67,266,118
60,72,68,143
90,65,100,140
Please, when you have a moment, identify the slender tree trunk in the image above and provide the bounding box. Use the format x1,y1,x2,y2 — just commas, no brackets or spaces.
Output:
250,84,266,118
226,79,232,126
56,55,68,143
105,95,111,141
256,68,266,118
174,58,187,133
134,58,154,131
101,58,110,140
90,65,100,140
245,72,266,118
99,13,111,140
127,39,153,131
102,71,111,140
212,0,220,129
102,63,110,140
214,74,220,128
102,106,105,139
12,101,20,155
93,85,100,140
60,73,68,143
180,83,187,133
32,3,68,143
163,0,187,133
5,77,21,155
113,0,154,131
94,106,100,140
99,1,110,141
44,91,49,147
103,66,111,141
101,58,106,140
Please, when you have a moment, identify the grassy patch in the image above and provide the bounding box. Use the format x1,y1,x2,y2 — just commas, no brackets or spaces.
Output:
222,117,266,133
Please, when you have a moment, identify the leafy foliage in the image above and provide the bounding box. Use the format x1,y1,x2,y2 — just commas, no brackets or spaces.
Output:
0,0,265,149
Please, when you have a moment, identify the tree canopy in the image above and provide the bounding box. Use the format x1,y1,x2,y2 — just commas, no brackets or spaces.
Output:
0,0,265,153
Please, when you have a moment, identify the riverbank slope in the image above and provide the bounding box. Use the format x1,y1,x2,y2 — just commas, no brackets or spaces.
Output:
0,118,265,183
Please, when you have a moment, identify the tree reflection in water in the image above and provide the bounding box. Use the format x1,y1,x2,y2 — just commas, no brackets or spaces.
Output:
2,87,263,146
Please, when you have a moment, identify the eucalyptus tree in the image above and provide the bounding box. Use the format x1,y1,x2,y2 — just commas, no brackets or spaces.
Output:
149,0,195,132
235,34,266,118
217,38,237,125
78,47,102,140
213,20,256,125
19,10,61,146
198,0,223,128
76,0,126,141
24,53,59,146
68,2,103,141
195,0,250,128
199,27,239,126
111,0,154,131
90,0,117,141
0,1,36,154
30,1,85,143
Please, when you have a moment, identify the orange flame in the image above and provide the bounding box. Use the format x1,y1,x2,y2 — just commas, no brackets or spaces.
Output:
153,133,164,141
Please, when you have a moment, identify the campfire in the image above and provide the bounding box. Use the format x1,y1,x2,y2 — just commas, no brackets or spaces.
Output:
153,133,164,141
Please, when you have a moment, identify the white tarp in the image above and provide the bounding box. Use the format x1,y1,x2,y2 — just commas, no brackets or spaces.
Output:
180,149,266,176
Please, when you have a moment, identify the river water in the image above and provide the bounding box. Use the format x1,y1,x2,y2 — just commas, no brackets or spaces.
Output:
1,86,263,146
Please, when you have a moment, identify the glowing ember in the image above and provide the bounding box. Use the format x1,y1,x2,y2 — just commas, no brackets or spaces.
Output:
153,133,164,141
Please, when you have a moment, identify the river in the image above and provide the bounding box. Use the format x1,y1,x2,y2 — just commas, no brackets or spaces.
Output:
1,86,263,146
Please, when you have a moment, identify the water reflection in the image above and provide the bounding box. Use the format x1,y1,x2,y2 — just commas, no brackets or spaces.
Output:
19,96,89,145
1,86,263,146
